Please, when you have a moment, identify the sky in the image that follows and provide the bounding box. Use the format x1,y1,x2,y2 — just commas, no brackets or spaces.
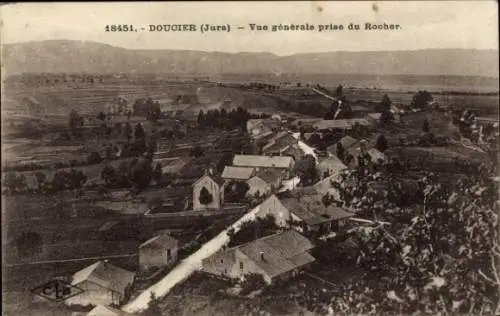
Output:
1,1,498,55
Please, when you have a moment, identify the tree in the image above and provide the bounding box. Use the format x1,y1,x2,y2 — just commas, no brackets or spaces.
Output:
130,159,153,190
69,169,87,189
411,90,434,109
374,134,389,152
130,139,147,156
309,133,323,147
335,85,343,98
376,94,392,113
336,142,345,161
379,110,395,124
199,186,213,205
87,151,103,164
294,154,318,185
190,146,204,158
240,273,267,295
146,138,158,157
147,102,161,122
422,118,430,133
34,172,47,191
101,165,117,186
228,214,279,247
152,164,163,183
135,123,145,140
217,152,234,174
324,168,500,315
197,110,205,128
68,109,83,130
123,122,133,143
225,180,250,202
97,111,106,122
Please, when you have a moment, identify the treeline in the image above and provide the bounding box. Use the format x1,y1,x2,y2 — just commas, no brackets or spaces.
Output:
196,107,269,130
2,168,88,194
431,91,499,96
5,74,109,86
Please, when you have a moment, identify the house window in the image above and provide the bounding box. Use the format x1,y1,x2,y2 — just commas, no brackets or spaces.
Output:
240,261,244,270
220,259,224,264
167,249,172,260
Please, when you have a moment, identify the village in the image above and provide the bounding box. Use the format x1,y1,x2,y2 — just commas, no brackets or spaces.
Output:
2,77,499,316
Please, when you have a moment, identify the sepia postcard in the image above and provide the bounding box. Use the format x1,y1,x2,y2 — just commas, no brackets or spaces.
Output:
1,1,499,315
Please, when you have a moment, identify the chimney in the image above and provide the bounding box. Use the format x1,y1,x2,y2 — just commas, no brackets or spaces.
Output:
260,251,265,261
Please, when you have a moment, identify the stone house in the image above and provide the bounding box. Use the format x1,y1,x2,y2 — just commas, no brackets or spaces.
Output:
66,261,135,307
138,234,179,270
202,230,315,284
232,154,295,179
246,169,284,197
317,156,348,180
326,135,360,157
254,194,354,234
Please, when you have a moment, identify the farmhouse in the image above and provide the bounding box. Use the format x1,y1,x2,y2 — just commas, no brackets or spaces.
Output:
261,132,299,155
202,230,315,284
254,194,354,234
281,195,354,234
221,166,256,181
327,135,360,157
192,171,225,211
138,233,179,270
246,119,281,138
313,174,343,198
232,155,295,179
317,155,348,179
66,261,135,307
246,168,284,197
289,118,322,130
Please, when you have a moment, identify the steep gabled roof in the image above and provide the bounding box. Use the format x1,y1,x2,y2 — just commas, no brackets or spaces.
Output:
237,230,314,278
233,155,293,169
192,173,225,187
339,135,360,149
139,233,178,250
221,166,255,180
71,261,135,295
253,168,283,184
281,195,354,226
317,156,348,174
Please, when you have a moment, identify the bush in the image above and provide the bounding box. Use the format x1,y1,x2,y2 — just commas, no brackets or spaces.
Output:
87,151,103,164
240,273,267,295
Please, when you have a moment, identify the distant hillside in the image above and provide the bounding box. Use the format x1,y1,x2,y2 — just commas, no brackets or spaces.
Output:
2,40,499,77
